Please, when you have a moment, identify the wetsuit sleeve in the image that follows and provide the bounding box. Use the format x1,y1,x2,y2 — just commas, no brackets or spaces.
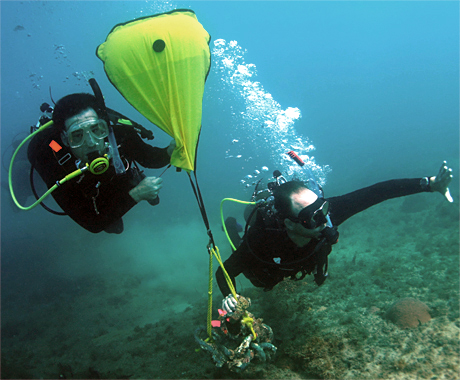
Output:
125,133,170,168
216,246,248,297
115,125,170,169
328,178,431,226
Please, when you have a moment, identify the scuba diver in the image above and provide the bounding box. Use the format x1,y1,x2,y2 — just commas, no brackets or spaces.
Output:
217,158,453,313
26,81,175,234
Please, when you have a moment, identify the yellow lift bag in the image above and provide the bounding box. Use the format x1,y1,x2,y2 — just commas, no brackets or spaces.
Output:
96,9,211,172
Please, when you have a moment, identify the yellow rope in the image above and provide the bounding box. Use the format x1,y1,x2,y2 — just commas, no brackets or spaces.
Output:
206,245,239,341
205,245,259,342
206,246,214,340
241,314,257,340
205,198,259,341
211,246,237,299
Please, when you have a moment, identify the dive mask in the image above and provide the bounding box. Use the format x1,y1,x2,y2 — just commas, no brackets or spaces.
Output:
65,118,109,148
291,198,330,230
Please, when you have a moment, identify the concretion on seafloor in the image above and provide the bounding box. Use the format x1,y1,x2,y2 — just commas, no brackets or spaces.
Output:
194,296,277,372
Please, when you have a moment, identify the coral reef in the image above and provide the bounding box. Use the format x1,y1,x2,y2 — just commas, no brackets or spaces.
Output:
385,297,432,329
1,196,459,379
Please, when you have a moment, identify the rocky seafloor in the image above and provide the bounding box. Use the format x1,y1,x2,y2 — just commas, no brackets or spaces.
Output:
2,194,459,379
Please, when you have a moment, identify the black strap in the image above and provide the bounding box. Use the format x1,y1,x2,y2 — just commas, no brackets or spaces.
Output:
313,238,329,286
107,108,154,140
188,170,215,249
89,78,110,125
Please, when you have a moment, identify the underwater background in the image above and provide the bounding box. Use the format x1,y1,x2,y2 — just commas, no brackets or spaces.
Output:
1,1,459,379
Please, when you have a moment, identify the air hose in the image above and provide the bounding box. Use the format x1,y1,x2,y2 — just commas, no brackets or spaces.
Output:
220,198,256,251
9,120,91,210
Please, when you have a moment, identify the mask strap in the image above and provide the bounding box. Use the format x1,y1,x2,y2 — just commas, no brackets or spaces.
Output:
60,131,69,147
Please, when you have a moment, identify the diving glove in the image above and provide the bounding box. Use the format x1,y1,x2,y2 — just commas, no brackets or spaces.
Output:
430,161,453,203
222,294,239,314
129,176,163,203
166,139,176,157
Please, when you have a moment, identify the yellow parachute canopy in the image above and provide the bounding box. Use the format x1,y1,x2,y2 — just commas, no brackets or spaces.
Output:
96,9,211,172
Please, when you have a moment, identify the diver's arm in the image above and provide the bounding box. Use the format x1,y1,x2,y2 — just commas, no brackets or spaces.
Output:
329,162,454,226
328,178,431,226
216,248,247,297
107,108,154,140
329,162,453,226
115,125,171,168
224,217,243,250
129,134,171,168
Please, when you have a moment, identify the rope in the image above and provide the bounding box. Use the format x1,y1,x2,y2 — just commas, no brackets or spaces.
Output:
205,199,259,341
241,315,257,340
184,170,219,342
198,196,257,342
188,171,215,247
207,245,214,339
206,245,241,341
211,246,237,299
206,246,257,341
158,164,171,177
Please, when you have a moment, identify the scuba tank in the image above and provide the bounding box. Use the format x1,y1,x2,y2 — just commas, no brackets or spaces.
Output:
244,171,287,228
31,103,54,133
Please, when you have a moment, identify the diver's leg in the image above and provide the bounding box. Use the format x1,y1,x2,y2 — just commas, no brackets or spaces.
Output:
104,218,124,234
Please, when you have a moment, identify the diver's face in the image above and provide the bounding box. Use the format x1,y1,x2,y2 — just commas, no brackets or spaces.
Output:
284,189,326,241
64,108,107,163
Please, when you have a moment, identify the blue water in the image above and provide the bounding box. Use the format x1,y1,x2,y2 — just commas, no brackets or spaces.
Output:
1,1,459,378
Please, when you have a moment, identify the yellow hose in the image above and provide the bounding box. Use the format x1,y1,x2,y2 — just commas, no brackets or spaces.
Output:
220,198,255,251
8,120,87,210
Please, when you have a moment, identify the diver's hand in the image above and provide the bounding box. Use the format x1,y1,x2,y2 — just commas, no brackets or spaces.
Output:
222,294,239,314
429,161,453,202
129,176,163,203
166,139,176,157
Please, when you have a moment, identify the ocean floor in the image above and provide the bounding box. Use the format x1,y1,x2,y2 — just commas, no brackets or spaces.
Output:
2,193,459,379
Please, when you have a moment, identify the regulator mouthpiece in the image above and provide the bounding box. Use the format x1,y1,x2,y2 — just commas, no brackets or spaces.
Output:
89,156,110,175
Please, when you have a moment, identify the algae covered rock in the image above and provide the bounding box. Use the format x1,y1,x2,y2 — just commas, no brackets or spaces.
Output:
386,297,431,328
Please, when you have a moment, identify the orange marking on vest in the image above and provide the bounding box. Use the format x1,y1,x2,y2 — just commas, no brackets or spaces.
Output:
49,140,62,152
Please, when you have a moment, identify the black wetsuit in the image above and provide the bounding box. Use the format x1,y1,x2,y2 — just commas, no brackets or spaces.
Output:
28,122,170,233
216,179,432,296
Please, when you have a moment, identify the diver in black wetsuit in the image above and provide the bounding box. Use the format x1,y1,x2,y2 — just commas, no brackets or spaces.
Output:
28,93,175,234
217,164,454,312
